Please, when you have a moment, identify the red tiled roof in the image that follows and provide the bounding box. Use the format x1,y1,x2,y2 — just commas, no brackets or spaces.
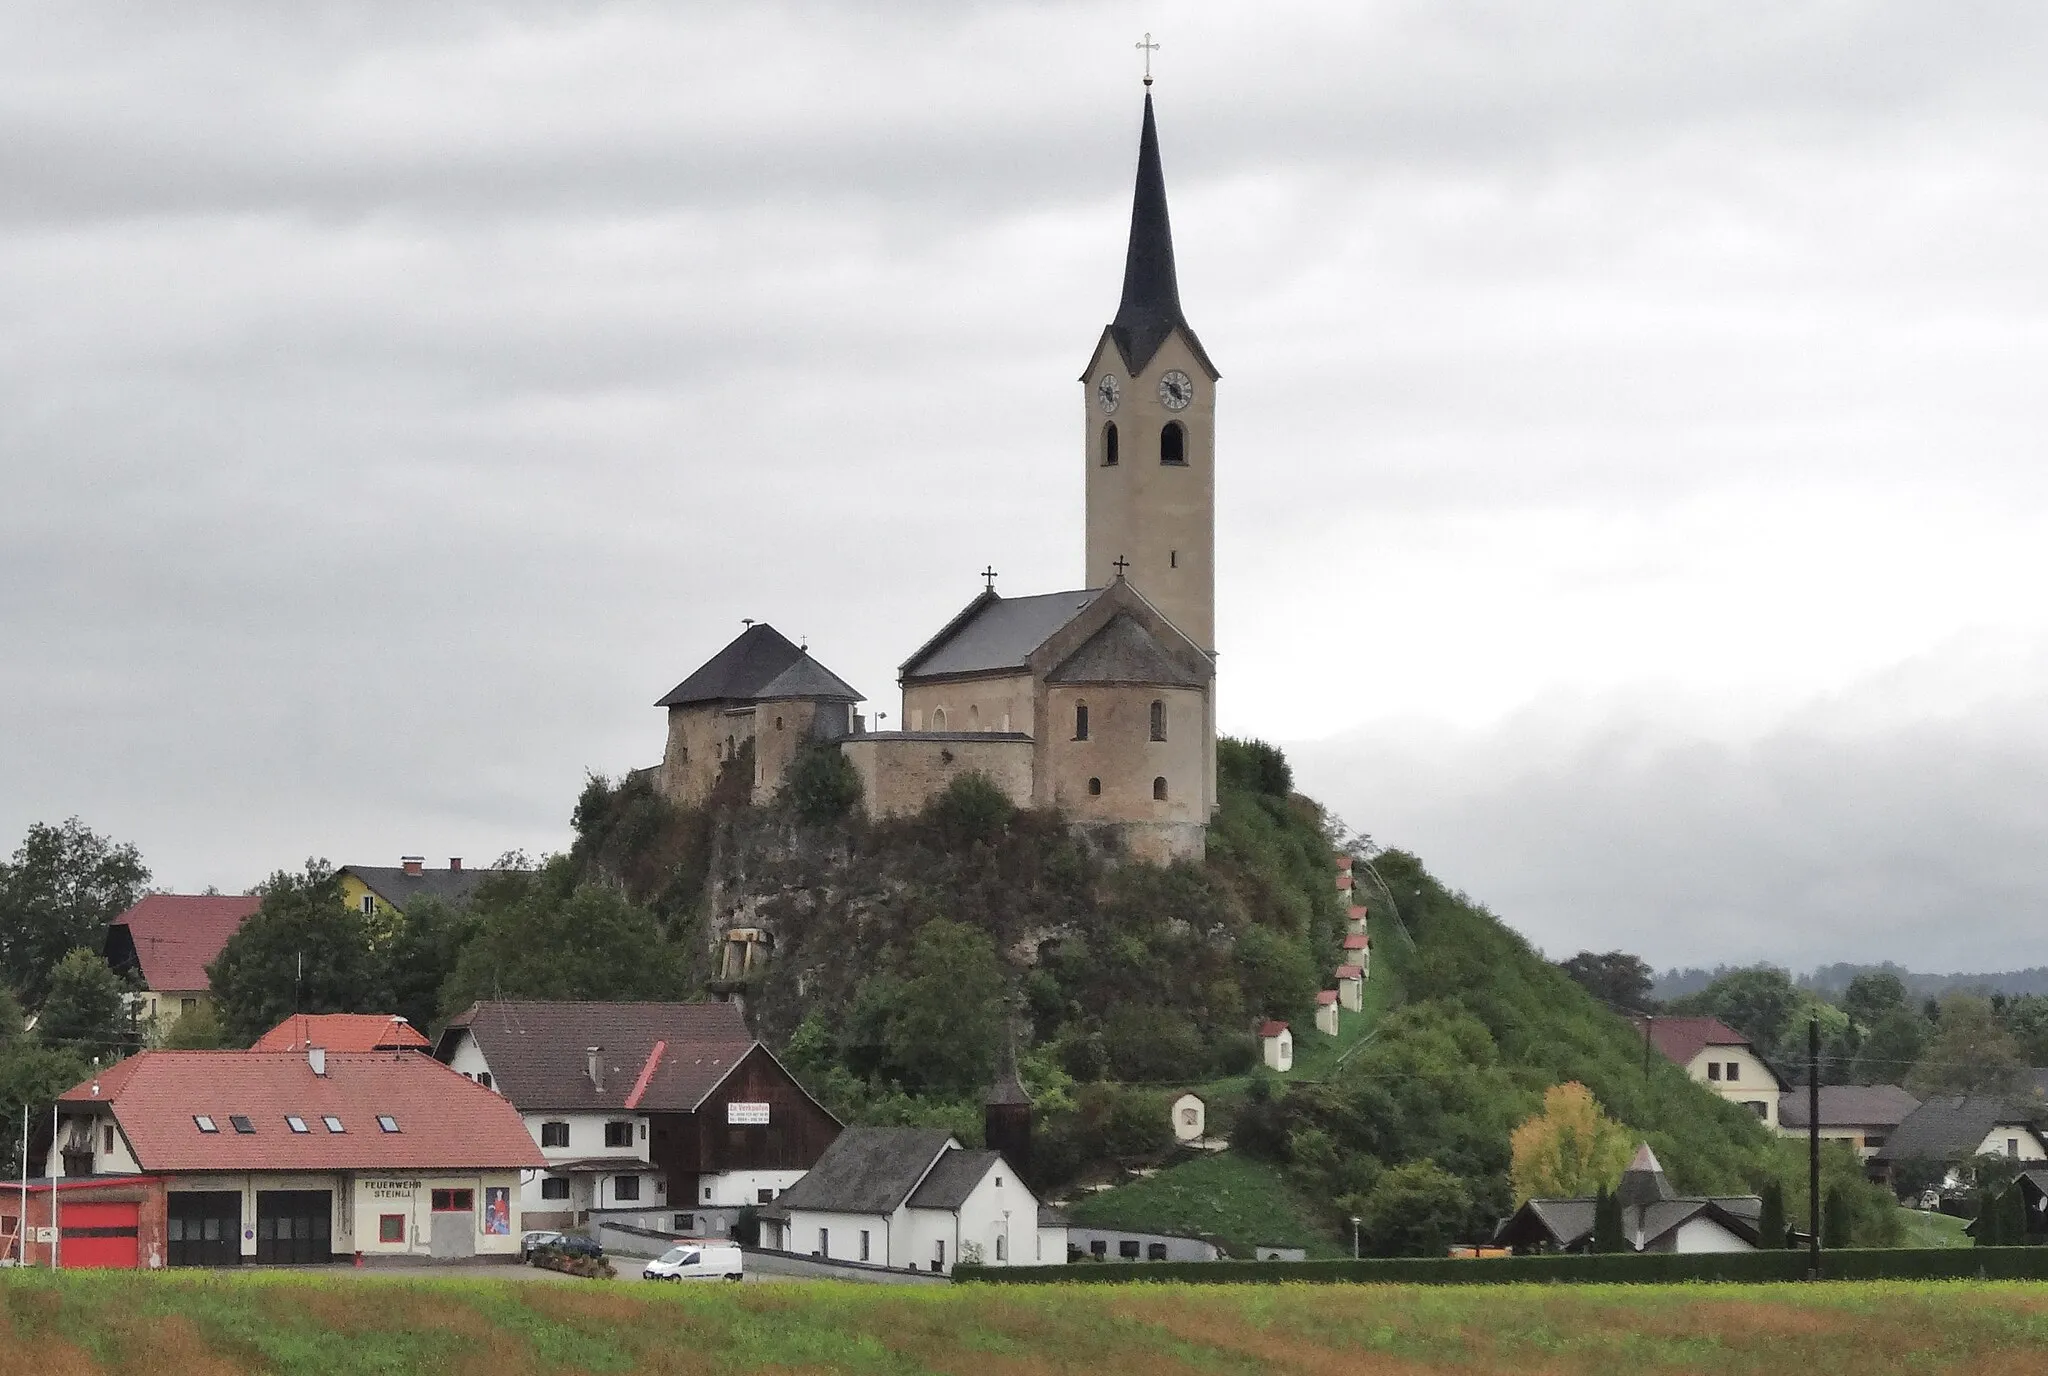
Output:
1335,873,1352,889
1334,855,1352,871
1631,1016,1754,1069
60,1051,545,1173
1259,1020,1289,1038
1348,905,1367,919
1335,964,1363,980
250,1014,431,1054
1315,990,1339,1005
1342,934,1369,949
108,894,261,993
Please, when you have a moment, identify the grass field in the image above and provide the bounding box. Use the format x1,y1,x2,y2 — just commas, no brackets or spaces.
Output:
11,1269,2048,1374
1066,1151,1343,1257
1895,1207,1972,1249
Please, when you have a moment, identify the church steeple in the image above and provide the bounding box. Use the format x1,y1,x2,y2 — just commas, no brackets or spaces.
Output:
1107,95,1215,379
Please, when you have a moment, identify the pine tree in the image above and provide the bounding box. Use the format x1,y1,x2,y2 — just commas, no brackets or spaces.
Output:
1591,1186,1625,1254
1822,1186,1854,1249
1757,1179,1788,1249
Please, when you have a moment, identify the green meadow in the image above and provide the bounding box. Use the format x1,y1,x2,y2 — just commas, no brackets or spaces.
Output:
9,1269,2048,1374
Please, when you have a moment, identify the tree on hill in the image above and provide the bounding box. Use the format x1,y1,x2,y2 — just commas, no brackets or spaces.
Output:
1557,951,1657,1015
0,1042,92,1176
1357,1159,1473,1257
375,894,480,1037
1906,992,2026,1098
0,818,149,1008
873,918,1006,1095
781,742,864,825
1842,970,1910,1031
1757,1179,1788,1248
1667,966,1801,1051
207,861,380,1045
1509,1081,1633,1203
1852,1006,1930,1086
36,947,132,1062
1822,1187,1854,1249
439,860,686,1016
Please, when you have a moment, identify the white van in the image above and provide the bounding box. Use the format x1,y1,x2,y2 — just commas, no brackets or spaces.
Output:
642,1241,743,1282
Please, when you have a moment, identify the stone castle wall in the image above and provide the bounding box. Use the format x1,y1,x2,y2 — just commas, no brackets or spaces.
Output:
839,733,1035,818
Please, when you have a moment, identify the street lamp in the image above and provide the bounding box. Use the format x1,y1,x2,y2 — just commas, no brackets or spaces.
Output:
1350,1216,1361,1260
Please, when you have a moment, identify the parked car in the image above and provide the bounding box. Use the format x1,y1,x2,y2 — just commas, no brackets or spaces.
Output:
547,1235,604,1260
643,1241,744,1282
520,1230,564,1261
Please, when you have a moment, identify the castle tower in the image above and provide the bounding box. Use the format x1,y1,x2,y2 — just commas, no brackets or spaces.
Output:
1082,94,1218,654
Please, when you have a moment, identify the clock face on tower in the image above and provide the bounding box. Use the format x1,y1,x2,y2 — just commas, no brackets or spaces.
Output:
1158,370,1194,411
1096,374,1121,414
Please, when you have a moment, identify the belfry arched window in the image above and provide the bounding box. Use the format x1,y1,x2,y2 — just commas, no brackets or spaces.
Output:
1103,422,1119,466
1149,700,1166,742
1074,702,1090,740
1153,776,1168,801
1088,777,1102,796
1160,422,1186,465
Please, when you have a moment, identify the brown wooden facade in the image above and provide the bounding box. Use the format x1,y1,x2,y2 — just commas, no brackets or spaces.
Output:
647,1046,840,1199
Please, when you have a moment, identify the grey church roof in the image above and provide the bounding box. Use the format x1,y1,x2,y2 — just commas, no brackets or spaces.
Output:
657,624,860,707
1099,94,1216,381
907,1149,1002,1211
1047,611,1207,687
901,589,1101,681
769,1127,957,1217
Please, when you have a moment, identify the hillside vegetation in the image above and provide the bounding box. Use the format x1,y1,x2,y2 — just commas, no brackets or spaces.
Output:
8,1270,2048,1375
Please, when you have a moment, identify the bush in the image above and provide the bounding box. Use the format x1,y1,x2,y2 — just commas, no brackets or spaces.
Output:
1217,738,1293,797
783,743,863,825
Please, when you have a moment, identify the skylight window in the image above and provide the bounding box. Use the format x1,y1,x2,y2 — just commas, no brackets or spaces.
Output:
286,1116,309,1134
377,1115,400,1133
229,1115,256,1135
194,1115,218,1133
322,1116,344,1133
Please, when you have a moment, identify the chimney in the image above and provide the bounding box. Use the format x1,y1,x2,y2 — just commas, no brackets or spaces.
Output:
308,1046,327,1077
587,1047,603,1093
448,857,463,872
401,856,425,876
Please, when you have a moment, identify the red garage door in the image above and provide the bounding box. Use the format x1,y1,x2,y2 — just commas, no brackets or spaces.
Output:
61,1201,140,1269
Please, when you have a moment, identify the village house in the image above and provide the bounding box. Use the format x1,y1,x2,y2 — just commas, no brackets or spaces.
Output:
433,1000,839,1238
1068,1226,1221,1262
250,1013,431,1055
1871,1095,2048,1189
337,856,504,924
1334,964,1364,1013
1776,1084,1919,1160
1315,990,1341,1036
759,1126,1063,1272
7,1047,542,1268
1258,1021,1292,1072
1633,1015,1788,1128
1495,1144,1765,1255
101,893,261,1042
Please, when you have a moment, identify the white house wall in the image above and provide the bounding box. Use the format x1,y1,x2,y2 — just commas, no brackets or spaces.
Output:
1685,1047,1781,1128
696,1169,807,1208
1975,1125,2048,1162
784,1208,897,1267
1669,1216,1753,1254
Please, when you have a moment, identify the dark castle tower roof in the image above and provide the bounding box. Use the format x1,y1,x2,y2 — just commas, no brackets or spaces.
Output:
1104,94,1216,379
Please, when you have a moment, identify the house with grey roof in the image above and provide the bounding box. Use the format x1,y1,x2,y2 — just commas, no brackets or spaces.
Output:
759,1126,1063,1273
1777,1084,1920,1160
1871,1095,2048,1189
1495,1144,1765,1255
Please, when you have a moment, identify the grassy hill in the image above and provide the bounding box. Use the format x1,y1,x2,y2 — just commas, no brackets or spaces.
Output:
7,1270,2048,1374
1065,1152,1344,1257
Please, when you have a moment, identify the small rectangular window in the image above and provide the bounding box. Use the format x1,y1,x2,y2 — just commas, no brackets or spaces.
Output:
614,1175,641,1202
757,1188,774,1205
360,895,376,916
540,1121,569,1148
286,1116,309,1134
1706,1063,1721,1081
818,1227,829,1256
1148,1242,1167,1260
229,1115,256,1135
102,1126,115,1154
322,1116,344,1133
541,1176,570,1200
431,1189,474,1213
379,1214,404,1243
1090,1239,1106,1257
604,1121,633,1148
860,1229,871,1261
1119,1240,1141,1259
377,1115,399,1133
1725,1062,1740,1083
2010,1138,2021,1159
676,1214,694,1233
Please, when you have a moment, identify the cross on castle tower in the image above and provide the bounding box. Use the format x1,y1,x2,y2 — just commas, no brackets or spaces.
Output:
1136,32,1159,88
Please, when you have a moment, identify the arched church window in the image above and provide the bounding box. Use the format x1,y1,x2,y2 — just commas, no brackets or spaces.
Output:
1149,700,1166,742
1153,776,1168,801
1103,422,1119,466
1160,421,1186,465
1088,777,1102,796
968,705,980,730
931,708,946,730
1074,703,1089,740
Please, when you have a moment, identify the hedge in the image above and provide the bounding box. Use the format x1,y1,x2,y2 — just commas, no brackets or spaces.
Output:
956,1247,2048,1286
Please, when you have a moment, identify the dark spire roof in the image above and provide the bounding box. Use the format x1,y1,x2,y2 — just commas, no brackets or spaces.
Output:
656,624,861,708
1106,94,1215,379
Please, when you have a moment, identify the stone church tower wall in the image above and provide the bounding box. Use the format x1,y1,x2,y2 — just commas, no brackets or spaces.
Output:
661,703,753,807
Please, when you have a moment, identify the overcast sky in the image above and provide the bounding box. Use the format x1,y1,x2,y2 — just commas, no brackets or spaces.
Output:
4,2,2046,971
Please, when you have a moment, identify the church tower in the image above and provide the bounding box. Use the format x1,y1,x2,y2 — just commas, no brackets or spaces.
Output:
1082,94,1218,654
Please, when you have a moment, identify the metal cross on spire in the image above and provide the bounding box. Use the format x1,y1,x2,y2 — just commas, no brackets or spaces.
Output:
982,564,999,591
1136,32,1159,87
1113,555,1131,577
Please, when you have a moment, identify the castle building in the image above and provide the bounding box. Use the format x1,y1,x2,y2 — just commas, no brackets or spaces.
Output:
654,93,1218,862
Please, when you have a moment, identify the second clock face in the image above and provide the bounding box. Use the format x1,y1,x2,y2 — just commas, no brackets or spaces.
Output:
1158,370,1194,411
1096,374,1122,413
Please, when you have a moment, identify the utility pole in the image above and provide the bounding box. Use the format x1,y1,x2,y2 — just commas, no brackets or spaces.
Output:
1807,1016,1821,1279
50,1101,59,1271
